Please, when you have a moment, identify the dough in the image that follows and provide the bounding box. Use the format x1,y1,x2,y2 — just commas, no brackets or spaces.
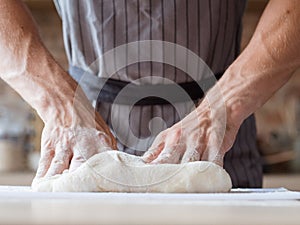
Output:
31,151,232,193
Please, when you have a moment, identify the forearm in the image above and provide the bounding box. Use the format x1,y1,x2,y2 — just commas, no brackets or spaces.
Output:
0,1,78,123
0,1,98,128
214,0,300,125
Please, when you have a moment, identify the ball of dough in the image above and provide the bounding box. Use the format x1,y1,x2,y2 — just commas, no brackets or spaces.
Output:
32,151,232,193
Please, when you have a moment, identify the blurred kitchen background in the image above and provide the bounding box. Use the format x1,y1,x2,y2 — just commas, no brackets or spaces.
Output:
0,0,299,189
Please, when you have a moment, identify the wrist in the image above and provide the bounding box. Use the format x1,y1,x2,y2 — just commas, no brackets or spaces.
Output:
218,66,256,125
206,67,251,127
26,68,80,125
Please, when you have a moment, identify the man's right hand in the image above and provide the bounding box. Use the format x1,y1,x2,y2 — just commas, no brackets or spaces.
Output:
36,112,117,179
34,84,117,178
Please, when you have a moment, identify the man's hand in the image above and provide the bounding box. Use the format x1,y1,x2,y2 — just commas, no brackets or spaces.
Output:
142,96,240,166
34,79,117,178
36,109,117,179
37,125,115,178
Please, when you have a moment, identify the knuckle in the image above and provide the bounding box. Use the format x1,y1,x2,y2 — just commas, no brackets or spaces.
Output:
52,159,65,166
42,149,55,158
160,151,172,159
174,127,182,137
191,132,201,142
72,155,87,163
168,127,183,142
41,139,53,149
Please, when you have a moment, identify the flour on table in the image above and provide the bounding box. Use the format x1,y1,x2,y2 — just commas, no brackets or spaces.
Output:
31,151,232,193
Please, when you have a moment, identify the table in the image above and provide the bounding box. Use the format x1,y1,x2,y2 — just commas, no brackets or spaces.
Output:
0,186,300,225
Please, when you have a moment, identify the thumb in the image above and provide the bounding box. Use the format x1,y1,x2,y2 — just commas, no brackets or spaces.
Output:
142,136,165,163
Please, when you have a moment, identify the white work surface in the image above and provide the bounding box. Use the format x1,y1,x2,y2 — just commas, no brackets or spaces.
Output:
0,186,300,225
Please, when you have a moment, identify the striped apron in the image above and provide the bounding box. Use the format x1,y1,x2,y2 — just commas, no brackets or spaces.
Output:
54,0,262,188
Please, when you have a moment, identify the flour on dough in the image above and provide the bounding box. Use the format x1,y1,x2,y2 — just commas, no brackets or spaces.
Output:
31,151,232,193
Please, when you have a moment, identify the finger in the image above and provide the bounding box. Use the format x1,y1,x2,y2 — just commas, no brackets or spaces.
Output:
45,147,72,177
150,128,185,164
142,133,165,163
151,143,185,164
69,147,94,172
181,131,206,164
142,143,164,163
35,147,55,179
181,148,201,163
200,129,225,166
201,147,224,166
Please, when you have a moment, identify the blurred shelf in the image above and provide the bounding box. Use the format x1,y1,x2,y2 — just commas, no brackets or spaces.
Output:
263,174,300,191
0,172,35,186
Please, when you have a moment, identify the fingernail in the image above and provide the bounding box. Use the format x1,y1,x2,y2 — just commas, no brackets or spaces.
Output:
141,157,150,163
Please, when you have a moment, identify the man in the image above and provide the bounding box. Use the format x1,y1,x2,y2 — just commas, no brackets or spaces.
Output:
0,0,299,187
